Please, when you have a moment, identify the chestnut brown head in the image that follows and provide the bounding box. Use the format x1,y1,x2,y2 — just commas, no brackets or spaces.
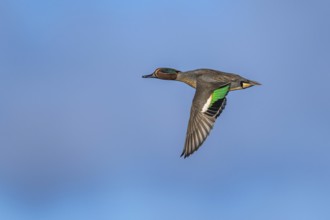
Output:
142,68,180,80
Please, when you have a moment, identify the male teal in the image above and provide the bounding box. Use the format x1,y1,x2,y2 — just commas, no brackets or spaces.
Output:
143,68,260,158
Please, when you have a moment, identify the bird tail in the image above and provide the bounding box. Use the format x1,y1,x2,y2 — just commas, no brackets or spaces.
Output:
241,79,261,89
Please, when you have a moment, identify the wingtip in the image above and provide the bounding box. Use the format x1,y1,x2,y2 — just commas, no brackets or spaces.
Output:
181,152,192,159
180,151,189,159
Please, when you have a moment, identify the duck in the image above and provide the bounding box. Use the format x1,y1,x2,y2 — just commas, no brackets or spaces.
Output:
142,68,260,158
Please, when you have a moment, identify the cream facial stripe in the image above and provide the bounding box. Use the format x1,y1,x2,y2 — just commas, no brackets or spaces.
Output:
154,68,159,76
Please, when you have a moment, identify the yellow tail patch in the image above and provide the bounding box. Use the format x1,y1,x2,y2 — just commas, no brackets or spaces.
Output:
242,82,252,89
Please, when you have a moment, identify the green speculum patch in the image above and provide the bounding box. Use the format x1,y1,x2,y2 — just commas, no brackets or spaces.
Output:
211,85,230,105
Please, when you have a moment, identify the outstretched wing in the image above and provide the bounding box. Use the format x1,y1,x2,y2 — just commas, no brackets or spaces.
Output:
181,83,230,158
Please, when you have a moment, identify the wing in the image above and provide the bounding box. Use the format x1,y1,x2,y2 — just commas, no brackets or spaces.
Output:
181,83,230,158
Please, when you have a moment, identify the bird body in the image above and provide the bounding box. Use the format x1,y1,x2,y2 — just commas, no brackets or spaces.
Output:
143,68,260,158
177,69,259,90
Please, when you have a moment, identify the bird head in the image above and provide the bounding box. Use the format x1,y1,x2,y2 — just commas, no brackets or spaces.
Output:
142,68,180,80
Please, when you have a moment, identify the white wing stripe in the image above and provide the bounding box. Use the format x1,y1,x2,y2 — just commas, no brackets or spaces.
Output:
201,95,212,112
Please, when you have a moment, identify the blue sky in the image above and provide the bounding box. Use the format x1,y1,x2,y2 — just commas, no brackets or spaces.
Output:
1,0,330,219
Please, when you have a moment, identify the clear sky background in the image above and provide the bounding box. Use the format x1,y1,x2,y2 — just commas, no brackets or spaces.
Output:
1,0,330,219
